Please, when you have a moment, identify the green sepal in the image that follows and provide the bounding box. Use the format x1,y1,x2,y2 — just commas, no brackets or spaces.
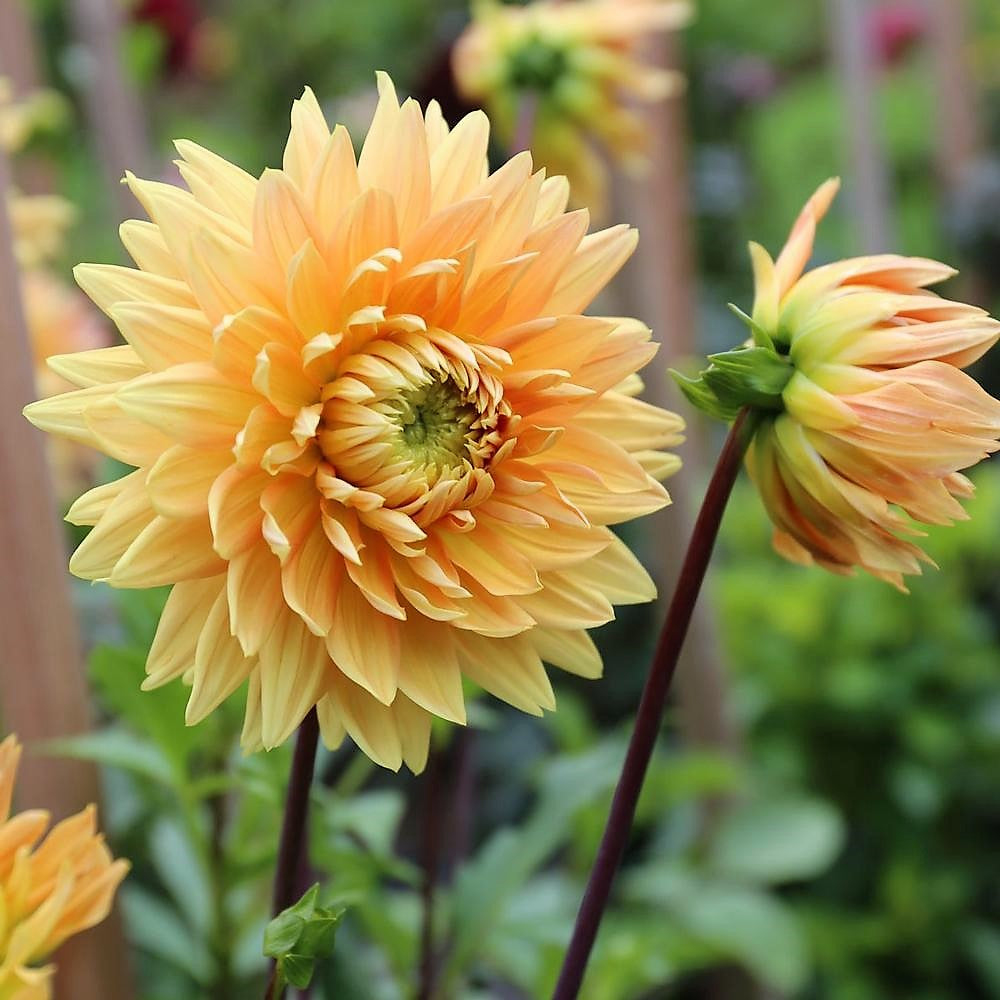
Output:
670,346,792,424
670,369,742,422
264,884,344,995
727,302,776,351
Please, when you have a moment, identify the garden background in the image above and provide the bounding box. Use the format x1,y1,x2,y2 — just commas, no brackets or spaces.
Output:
3,1,1000,997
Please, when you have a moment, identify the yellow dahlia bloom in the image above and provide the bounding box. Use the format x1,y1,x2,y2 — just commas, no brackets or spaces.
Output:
453,0,690,215
25,75,683,769
743,179,1000,589
0,736,128,1000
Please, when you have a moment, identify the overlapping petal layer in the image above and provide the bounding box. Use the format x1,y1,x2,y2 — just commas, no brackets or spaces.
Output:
0,737,127,1000
453,0,691,214
746,179,1000,589
26,75,683,769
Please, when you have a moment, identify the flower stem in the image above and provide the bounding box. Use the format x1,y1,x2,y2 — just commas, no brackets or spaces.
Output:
512,93,538,155
266,708,320,1000
417,744,445,1000
551,408,758,1000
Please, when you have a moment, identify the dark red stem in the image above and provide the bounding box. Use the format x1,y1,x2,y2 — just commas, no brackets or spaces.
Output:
551,409,757,1000
266,709,320,1000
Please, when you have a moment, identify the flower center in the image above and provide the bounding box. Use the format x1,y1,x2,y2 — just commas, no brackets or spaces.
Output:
389,378,479,470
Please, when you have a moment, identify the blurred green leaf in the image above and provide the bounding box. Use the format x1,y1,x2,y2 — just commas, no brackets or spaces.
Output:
679,884,809,991
149,817,213,937
120,885,214,984
709,795,845,883
40,728,174,787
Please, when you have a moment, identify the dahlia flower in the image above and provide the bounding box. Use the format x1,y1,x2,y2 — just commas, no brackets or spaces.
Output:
25,75,683,769
687,179,1000,590
453,0,690,215
0,736,128,1000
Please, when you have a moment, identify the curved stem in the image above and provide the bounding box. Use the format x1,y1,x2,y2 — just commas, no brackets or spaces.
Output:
551,409,758,1000
266,709,320,1000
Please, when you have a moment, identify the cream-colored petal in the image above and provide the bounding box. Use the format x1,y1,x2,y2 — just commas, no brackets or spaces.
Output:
144,575,226,689
109,302,213,370
116,363,256,447
111,514,226,587
69,474,157,581
543,225,638,315
146,445,232,518
283,87,331,190
186,584,255,724
47,345,148,388
174,138,257,228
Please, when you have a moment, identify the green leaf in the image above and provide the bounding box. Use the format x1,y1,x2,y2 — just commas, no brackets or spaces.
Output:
149,817,213,937
444,742,620,984
119,885,215,984
39,728,175,787
678,884,809,991
281,954,316,989
708,795,845,884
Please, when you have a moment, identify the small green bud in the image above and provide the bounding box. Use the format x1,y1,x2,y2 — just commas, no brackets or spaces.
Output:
264,884,345,995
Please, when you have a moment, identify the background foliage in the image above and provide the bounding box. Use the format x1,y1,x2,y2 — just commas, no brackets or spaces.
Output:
13,0,1000,996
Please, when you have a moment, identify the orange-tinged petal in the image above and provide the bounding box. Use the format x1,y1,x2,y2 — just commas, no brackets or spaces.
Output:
326,582,400,705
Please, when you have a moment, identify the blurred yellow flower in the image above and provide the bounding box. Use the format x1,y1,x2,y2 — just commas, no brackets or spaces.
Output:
8,196,75,270
453,0,690,216
745,179,1000,589
0,80,65,155
0,736,128,1000
25,74,683,769
1,80,74,269
21,271,110,502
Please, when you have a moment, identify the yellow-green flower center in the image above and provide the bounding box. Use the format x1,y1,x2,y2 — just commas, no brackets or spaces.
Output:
387,378,480,471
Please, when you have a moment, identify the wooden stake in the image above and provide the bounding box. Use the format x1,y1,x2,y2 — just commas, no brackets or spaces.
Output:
0,0,56,196
0,146,134,1000
828,0,896,252
925,0,979,193
68,0,150,221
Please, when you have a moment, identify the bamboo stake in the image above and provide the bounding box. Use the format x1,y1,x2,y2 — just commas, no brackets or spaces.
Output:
0,0,56,196
0,146,133,1000
67,0,150,222
828,0,895,252
0,0,42,100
